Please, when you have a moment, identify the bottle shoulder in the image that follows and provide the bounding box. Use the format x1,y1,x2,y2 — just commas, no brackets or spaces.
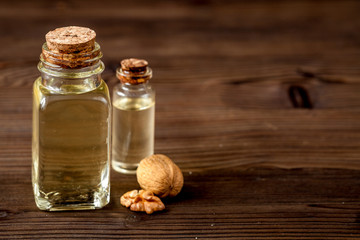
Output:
33,78,111,109
34,77,110,97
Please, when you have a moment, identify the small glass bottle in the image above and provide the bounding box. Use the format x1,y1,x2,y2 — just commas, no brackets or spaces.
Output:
32,26,111,211
112,58,155,174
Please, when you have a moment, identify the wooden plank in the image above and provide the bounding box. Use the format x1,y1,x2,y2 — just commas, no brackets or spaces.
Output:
1,168,360,239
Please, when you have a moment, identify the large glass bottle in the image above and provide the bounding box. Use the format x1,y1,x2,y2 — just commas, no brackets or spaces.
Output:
112,58,155,174
32,26,111,211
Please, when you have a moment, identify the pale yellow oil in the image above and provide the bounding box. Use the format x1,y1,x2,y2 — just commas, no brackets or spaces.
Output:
32,77,111,211
112,97,155,174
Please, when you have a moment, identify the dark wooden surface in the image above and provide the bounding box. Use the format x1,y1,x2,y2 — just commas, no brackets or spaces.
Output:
1,0,360,239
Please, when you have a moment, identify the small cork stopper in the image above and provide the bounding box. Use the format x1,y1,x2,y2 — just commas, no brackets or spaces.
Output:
45,26,96,54
117,58,151,85
121,58,148,72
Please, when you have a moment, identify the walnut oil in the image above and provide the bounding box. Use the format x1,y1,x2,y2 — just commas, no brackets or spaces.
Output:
32,26,111,211
112,58,155,174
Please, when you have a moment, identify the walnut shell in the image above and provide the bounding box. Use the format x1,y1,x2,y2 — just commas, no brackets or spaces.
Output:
136,154,184,198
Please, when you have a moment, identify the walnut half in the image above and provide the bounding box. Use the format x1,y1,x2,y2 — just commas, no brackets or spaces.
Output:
120,190,165,214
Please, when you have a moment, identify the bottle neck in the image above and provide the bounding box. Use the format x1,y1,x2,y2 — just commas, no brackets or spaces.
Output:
120,81,150,91
116,66,152,85
38,42,104,93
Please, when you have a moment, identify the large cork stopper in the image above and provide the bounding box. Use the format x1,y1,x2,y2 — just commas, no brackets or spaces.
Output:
117,58,152,84
45,26,96,54
42,26,100,68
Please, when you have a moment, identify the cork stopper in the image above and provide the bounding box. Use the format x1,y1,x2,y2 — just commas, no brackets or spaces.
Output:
45,26,96,54
121,58,148,72
117,58,152,85
41,26,101,68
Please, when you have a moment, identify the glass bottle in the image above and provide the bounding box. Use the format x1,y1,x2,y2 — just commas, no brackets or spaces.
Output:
112,58,155,174
32,26,111,211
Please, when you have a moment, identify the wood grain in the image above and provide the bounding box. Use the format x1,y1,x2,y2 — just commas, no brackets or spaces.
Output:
1,0,360,239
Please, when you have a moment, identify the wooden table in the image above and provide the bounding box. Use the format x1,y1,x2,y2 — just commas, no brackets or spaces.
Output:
1,0,360,239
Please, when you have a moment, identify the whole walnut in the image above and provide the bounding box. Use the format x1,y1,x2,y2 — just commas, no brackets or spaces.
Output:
136,154,184,198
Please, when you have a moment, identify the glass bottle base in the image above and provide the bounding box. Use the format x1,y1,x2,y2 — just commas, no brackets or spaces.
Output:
33,185,110,211
112,160,138,174
35,202,106,211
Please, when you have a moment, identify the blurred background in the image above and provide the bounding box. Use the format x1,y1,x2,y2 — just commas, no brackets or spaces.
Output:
1,0,242,87
1,0,359,87
1,0,359,101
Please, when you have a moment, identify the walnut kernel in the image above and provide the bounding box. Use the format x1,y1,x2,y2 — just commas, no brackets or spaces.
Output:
120,190,165,214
